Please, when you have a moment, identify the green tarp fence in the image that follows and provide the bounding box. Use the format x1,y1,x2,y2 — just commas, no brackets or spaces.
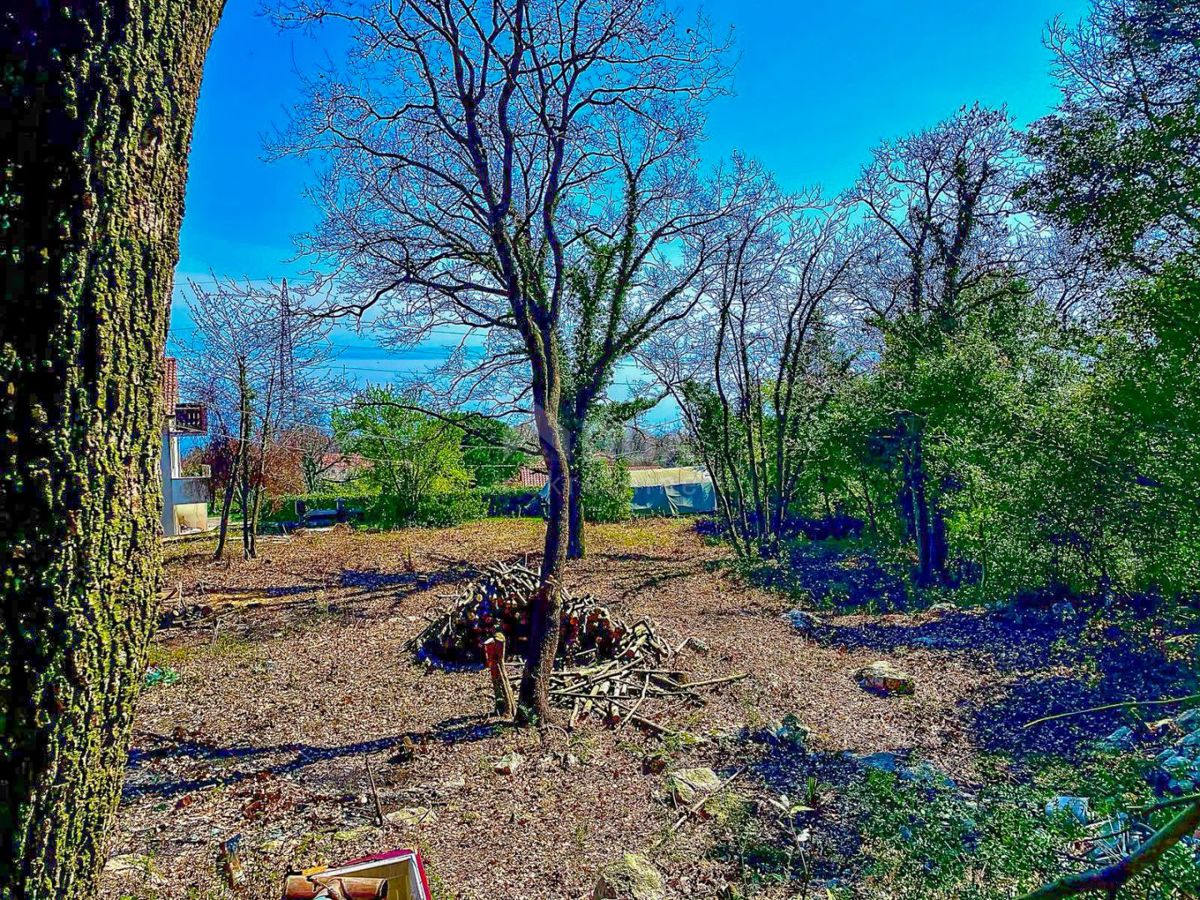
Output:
537,466,716,517
628,467,716,517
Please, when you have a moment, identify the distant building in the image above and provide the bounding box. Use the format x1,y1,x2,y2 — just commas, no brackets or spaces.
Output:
160,358,212,536
320,451,368,485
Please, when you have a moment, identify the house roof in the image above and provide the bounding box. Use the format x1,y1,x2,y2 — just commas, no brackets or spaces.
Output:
509,465,548,488
162,357,178,415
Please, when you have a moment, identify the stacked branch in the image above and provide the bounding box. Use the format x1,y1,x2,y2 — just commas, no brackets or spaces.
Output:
411,562,668,666
546,657,746,733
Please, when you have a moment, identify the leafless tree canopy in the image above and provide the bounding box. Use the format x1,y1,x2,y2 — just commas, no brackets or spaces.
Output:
278,0,728,342
641,167,864,551
851,104,1028,326
183,279,341,558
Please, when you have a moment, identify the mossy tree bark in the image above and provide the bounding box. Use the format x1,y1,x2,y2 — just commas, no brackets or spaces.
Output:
0,2,223,896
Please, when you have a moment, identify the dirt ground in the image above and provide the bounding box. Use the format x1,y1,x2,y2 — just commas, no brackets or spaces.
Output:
100,518,1150,899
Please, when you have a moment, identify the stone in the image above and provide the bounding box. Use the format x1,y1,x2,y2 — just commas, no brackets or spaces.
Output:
856,661,915,696
1175,708,1200,731
665,767,722,804
1045,796,1089,825
785,609,823,635
1098,726,1138,751
859,752,900,773
592,853,665,900
900,761,957,790
1163,754,1193,773
768,714,809,748
494,751,524,775
385,807,435,827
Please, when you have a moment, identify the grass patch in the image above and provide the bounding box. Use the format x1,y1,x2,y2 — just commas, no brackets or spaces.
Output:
591,519,680,552
842,768,1068,899
146,631,258,668
840,753,1200,899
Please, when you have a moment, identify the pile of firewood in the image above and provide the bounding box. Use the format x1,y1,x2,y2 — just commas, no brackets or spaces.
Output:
412,561,747,732
411,561,668,666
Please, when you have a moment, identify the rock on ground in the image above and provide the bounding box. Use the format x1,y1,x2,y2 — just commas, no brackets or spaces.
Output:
593,853,665,900
493,751,524,775
856,660,915,696
665,767,722,804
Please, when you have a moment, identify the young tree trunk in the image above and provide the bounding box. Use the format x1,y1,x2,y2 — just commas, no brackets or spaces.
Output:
565,425,586,560
518,344,570,724
237,366,255,559
567,460,585,559
0,2,224,897
214,470,237,560
903,430,946,587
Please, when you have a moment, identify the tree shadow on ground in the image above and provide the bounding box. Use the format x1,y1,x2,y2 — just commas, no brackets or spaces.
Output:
809,603,1199,761
813,609,1084,671
616,564,707,599
159,561,482,636
751,540,911,612
123,715,499,802
708,729,886,886
336,563,477,593
970,640,1197,761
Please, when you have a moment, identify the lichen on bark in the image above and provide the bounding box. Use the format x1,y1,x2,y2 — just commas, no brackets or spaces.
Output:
0,2,224,897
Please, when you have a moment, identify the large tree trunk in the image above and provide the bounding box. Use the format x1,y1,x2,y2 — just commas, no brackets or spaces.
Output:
901,428,947,588
0,2,223,897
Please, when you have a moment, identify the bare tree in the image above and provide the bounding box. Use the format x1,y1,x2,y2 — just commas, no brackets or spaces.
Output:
1025,0,1200,272
183,279,339,558
642,169,862,555
275,0,726,721
852,104,1025,330
404,112,740,558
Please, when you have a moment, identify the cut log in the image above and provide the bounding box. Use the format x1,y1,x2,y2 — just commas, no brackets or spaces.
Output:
484,634,516,719
282,874,388,899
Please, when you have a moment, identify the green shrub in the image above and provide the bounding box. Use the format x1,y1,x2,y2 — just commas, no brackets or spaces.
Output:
582,456,632,523
478,484,542,517
363,490,486,529
259,489,376,524
413,490,487,527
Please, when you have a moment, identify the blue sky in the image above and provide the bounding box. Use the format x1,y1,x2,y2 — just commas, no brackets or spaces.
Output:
171,0,1088,416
